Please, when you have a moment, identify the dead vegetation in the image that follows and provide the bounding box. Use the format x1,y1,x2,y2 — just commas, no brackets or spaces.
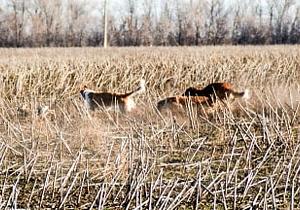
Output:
0,46,300,209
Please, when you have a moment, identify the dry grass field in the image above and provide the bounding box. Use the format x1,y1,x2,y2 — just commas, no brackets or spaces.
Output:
0,46,300,209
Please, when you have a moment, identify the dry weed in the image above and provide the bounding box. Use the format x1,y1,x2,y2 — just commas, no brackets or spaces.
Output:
0,46,300,209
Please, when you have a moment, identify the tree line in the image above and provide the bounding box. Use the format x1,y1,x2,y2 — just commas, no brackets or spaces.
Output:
0,0,299,47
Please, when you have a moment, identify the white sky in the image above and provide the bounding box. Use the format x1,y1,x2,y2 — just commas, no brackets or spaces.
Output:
1,0,299,18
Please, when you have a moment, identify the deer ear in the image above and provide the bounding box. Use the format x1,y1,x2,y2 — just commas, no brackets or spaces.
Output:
80,85,88,91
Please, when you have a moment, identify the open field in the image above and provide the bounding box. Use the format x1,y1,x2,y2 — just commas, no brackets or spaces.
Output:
1,46,300,209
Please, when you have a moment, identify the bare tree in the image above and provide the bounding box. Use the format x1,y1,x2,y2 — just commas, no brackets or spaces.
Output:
0,5,9,46
154,0,175,45
290,7,300,43
204,0,229,45
139,0,154,46
126,0,138,45
28,0,62,46
66,0,89,46
103,0,108,47
232,0,267,45
268,0,296,43
6,0,26,47
191,0,205,45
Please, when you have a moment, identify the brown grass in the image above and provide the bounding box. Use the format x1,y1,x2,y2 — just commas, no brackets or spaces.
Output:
0,46,300,209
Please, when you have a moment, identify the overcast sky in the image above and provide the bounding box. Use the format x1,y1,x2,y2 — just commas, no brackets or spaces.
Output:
1,0,299,19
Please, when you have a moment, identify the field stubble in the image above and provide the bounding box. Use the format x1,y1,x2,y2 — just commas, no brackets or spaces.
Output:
0,46,300,209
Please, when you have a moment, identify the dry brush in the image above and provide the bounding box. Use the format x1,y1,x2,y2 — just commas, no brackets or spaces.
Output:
0,46,300,209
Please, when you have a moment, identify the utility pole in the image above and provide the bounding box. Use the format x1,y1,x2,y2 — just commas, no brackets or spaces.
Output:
103,0,108,48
